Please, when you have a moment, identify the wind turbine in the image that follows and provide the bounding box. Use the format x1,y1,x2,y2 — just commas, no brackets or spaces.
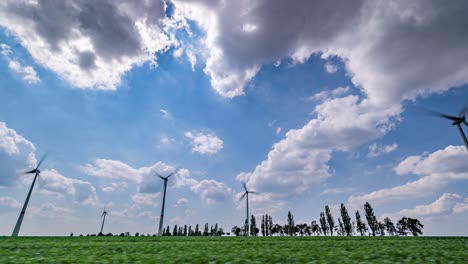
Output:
430,105,468,152
156,169,179,236
239,182,258,236
12,154,47,237
99,207,108,234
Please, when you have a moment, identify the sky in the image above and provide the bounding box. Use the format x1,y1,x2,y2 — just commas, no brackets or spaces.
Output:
0,0,467,236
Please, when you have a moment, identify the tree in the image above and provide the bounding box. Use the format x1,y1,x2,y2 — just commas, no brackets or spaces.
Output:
355,211,367,236
397,217,423,236
286,211,296,236
311,221,321,236
376,221,385,236
214,223,219,236
337,218,345,236
183,225,188,236
340,204,353,236
271,224,283,236
165,226,171,236
297,223,307,236
172,225,178,236
232,226,241,236
188,225,192,236
268,215,273,236
325,205,335,236
261,215,265,236
203,223,209,236
383,217,396,236
319,212,328,236
195,224,199,236
364,202,378,236
250,215,259,236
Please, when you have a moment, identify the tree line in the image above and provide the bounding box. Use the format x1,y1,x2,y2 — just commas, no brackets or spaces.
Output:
231,202,424,237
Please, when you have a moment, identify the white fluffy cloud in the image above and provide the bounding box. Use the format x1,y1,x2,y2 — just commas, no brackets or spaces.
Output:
0,0,178,90
185,131,223,154
33,169,99,205
368,143,398,157
349,145,468,206
190,180,232,204
383,193,468,221
1,44,40,84
238,94,401,210
394,145,468,176
83,158,230,204
324,61,338,74
173,0,468,105
0,122,36,186
0,196,21,210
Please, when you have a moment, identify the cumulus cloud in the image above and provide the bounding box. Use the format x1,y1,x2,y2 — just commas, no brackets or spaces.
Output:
32,169,99,205
173,0,468,104
131,192,160,206
0,44,40,84
368,143,398,157
176,198,189,206
394,145,468,176
102,182,128,193
0,122,36,186
308,86,350,102
31,202,73,219
83,158,230,204
0,196,21,210
383,193,467,220
0,0,178,90
185,131,223,154
324,61,338,74
190,180,232,204
238,95,401,210
349,145,468,206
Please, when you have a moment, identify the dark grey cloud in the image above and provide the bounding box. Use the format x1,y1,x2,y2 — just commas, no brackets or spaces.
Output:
0,0,175,89
174,0,468,103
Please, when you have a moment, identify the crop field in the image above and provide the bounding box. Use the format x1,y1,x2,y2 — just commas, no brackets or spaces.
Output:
0,236,466,263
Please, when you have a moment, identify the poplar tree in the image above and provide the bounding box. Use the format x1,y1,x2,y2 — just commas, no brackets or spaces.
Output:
261,215,266,236
287,211,295,236
364,202,378,236
319,212,328,235
250,215,258,236
325,205,335,236
355,211,367,236
340,203,353,236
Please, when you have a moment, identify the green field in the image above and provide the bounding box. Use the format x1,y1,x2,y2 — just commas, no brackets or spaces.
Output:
0,236,466,263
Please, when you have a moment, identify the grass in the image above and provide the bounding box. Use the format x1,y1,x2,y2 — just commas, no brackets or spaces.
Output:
0,236,466,263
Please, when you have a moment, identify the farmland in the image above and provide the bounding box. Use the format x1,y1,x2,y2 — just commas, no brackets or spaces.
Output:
0,236,466,263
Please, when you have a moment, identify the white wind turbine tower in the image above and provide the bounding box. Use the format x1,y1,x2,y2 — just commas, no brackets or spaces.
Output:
239,182,258,236
156,168,179,236
12,154,47,237
99,206,108,234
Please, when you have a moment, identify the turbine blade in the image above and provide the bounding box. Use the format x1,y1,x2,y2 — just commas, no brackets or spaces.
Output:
159,175,165,180
429,110,461,122
242,182,247,192
166,167,181,179
36,153,48,170
239,192,247,201
249,191,259,194
464,120,468,127
25,169,36,174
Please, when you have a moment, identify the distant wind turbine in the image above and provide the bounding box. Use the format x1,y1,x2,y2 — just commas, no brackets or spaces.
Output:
239,182,258,236
156,168,179,236
12,154,47,237
429,105,468,152
100,207,108,234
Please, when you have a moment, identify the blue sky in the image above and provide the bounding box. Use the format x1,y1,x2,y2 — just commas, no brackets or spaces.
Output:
0,0,467,236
